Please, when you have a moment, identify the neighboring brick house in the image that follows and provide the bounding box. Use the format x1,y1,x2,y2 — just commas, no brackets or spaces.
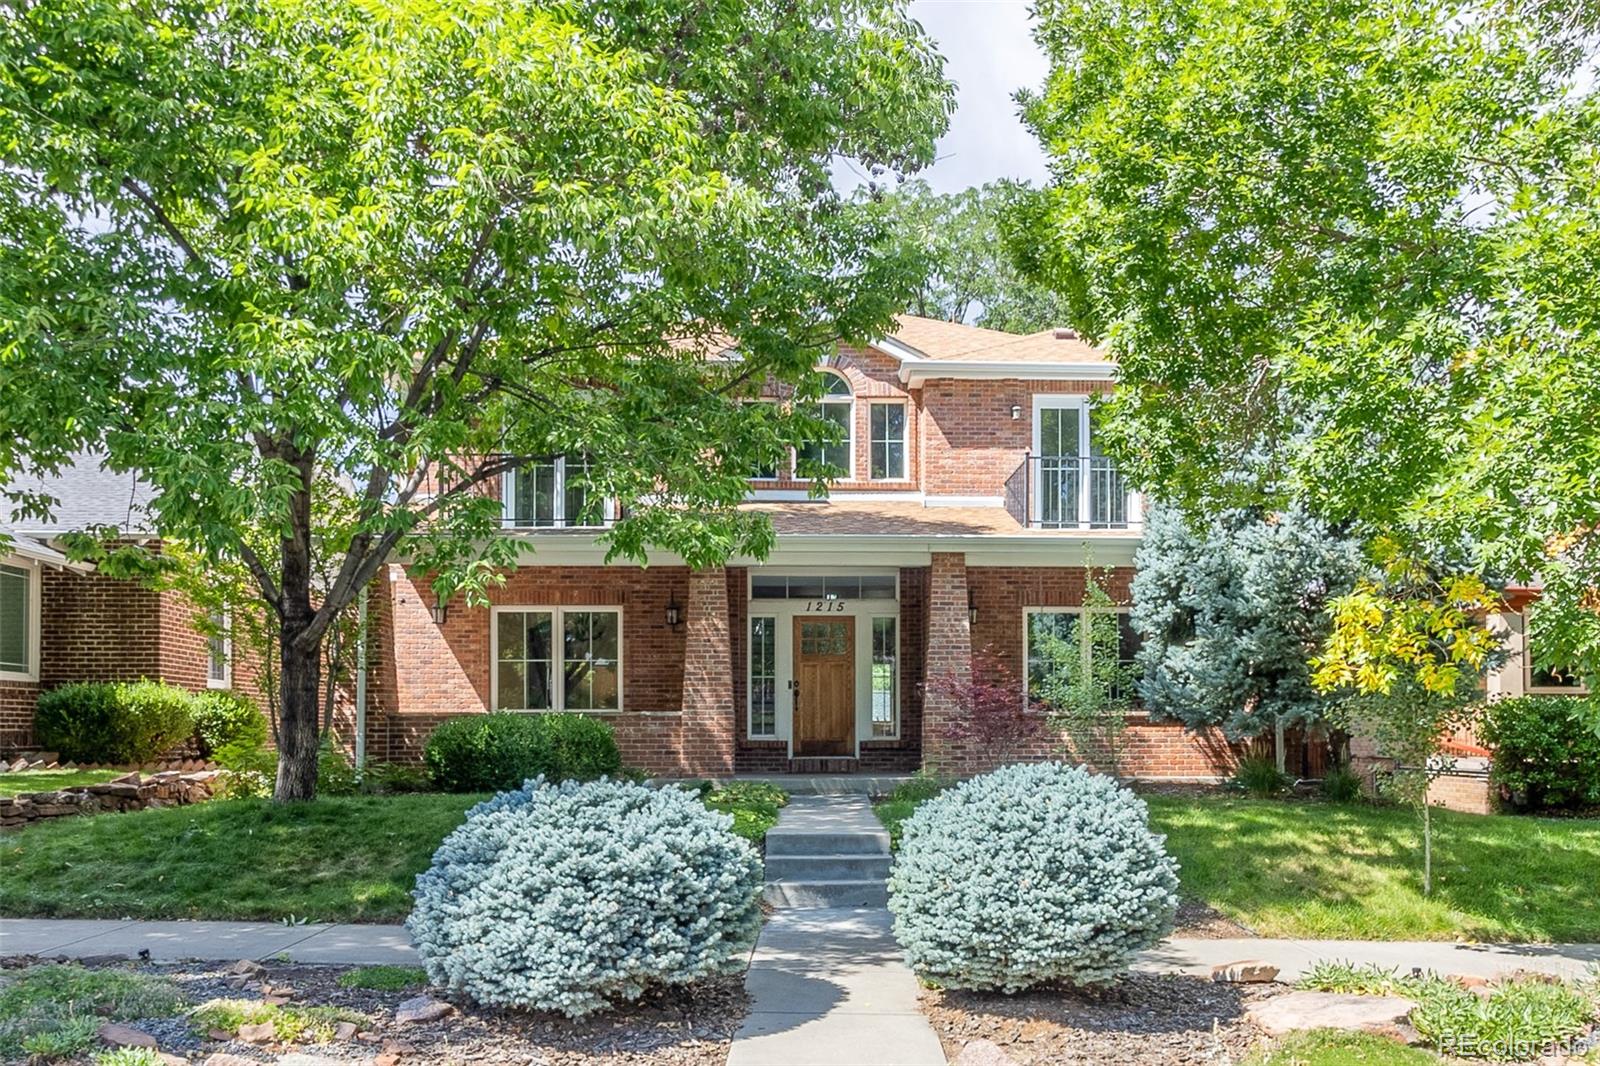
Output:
354,316,1249,780
0,463,238,754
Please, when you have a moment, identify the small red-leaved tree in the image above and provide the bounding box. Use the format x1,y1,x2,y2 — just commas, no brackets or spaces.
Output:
933,650,1045,766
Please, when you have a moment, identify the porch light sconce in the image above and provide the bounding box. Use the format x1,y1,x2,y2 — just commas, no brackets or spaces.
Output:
665,597,683,629
1009,404,1022,421
431,597,449,626
968,594,978,627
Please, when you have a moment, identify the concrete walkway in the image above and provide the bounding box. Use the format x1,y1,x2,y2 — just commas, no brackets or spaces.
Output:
5,918,1596,982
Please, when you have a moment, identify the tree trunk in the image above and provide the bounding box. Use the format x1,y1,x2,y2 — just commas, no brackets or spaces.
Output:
276,623,322,802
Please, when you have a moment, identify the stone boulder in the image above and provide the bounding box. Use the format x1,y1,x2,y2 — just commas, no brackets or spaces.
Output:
1248,991,1418,1039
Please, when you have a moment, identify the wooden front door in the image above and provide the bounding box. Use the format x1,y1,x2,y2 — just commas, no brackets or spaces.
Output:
793,617,855,756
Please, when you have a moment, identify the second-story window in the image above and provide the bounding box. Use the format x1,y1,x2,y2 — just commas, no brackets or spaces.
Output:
798,370,853,478
869,402,906,480
505,456,609,527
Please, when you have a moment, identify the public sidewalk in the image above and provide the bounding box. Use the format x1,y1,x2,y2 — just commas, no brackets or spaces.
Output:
4,917,1596,982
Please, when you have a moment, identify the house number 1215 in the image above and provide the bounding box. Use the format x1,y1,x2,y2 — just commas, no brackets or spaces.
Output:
804,600,846,613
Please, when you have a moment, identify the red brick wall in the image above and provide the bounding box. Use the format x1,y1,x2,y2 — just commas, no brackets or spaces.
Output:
0,680,38,753
930,561,1243,780
918,378,1112,498
374,565,740,774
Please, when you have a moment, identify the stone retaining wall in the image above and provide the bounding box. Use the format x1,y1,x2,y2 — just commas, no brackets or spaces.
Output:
0,770,223,831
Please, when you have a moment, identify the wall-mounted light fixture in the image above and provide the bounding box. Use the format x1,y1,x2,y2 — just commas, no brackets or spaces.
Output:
431,596,449,626
665,596,683,628
1009,404,1022,421
968,593,978,627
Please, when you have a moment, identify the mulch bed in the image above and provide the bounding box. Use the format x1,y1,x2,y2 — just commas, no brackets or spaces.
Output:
2,955,746,1066
922,972,1284,1065
1172,898,1256,939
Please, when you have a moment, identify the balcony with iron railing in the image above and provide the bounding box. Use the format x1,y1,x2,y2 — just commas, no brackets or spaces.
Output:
1007,455,1142,531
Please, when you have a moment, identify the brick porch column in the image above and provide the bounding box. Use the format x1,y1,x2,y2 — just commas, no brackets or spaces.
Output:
681,566,736,775
922,551,971,774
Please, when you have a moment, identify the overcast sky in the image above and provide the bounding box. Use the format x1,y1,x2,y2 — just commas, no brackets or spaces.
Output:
835,0,1052,195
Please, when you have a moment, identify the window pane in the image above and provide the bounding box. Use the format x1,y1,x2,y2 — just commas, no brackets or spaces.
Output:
787,575,824,599
869,404,906,480
563,611,619,710
859,575,897,599
823,576,860,600
750,616,776,737
818,371,851,396
497,611,554,710
0,567,27,672
512,464,557,526
1039,407,1081,458
207,609,228,683
801,400,852,473
1026,611,1080,696
872,617,897,737
564,457,591,526
751,574,787,599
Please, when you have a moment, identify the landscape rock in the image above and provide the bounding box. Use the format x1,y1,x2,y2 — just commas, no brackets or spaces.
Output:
954,1038,1021,1066
1211,960,1280,984
1450,974,1489,989
98,1022,158,1049
208,1028,234,1041
393,995,454,1024
237,1021,278,1044
333,1021,359,1041
1247,991,1417,1038
230,958,267,976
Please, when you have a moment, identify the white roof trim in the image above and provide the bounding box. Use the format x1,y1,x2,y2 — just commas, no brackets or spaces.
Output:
870,335,930,364
897,361,1117,385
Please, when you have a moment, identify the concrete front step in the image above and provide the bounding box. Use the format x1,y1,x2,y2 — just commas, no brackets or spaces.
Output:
762,879,892,908
763,854,893,881
765,829,891,857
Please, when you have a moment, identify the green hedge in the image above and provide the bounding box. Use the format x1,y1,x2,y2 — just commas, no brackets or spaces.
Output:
35,680,197,765
190,691,269,758
1480,695,1600,812
423,712,622,793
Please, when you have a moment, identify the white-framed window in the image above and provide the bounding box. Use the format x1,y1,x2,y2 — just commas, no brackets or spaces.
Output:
206,608,232,689
492,606,621,711
868,401,907,481
870,615,898,737
1023,607,1141,705
503,456,613,528
0,560,39,681
1525,630,1589,695
797,370,854,479
749,615,778,737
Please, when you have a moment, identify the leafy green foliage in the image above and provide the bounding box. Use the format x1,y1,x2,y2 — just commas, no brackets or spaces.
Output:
1133,506,1361,737
336,966,429,992
700,780,788,841
1481,696,1600,812
1245,1029,1447,1066
1031,570,1138,777
189,692,269,760
1017,0,1600,691
407,778,762,1017
360,762,434,795
1233,755,1292,798
190,999,367,1043
35,681,196,765
874,773,950,850
888,763,1179,991
93,1049,167,1066
0,0,954,799
1298,962,1598,1058
423,713,622,793
0,964,182,1060
315,741,361,797
1320,766,1366,803
874,180,1075,331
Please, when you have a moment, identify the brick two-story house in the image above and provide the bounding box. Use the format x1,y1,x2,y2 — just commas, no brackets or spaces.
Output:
352,315,1243,778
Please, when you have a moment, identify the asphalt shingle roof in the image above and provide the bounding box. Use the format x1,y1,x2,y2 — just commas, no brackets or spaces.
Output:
1,455,155,534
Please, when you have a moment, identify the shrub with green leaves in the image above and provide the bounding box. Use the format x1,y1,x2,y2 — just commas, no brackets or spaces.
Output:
0,964,183,1060
1233,754,1292,798
422,712,621,792
888,762,1179,992
1320,765,1365,803
189,691,268,759
35,680,195,764
1481,696,1600,812
407,777,762,1017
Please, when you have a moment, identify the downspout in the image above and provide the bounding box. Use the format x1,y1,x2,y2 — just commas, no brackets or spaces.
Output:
355,583,369,775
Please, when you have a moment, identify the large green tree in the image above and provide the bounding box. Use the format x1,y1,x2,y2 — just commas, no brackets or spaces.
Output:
876,180,1075,333
1016,0,1600,690
0,0,953,799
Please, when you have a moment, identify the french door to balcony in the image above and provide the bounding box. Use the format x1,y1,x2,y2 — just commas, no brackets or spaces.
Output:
1032,396,1130,529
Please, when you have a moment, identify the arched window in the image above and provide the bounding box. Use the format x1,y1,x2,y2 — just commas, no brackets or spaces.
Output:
798,370,853,478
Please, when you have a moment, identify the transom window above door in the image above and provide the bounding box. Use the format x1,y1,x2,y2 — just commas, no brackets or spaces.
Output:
494,606,621,711
750,574,897,600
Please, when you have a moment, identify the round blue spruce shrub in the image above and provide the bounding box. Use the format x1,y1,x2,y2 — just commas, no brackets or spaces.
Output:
888,762,1180,992
407,776,763,1017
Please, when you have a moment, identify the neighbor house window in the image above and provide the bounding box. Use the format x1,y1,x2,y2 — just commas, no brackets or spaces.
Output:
504,456,609,527
1024,608,1142,704
797,370,853,478
749,616,777,737
868,402,906,480
871,616,898,737
206,608,231,688
0,563,33,678
494,607,621,711
1525,629,1589,694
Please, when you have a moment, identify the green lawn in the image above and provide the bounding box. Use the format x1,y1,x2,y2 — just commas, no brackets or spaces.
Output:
1243,1031,1445,1066
877,787,1600,943
0,783,785,924
0,769,122,797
